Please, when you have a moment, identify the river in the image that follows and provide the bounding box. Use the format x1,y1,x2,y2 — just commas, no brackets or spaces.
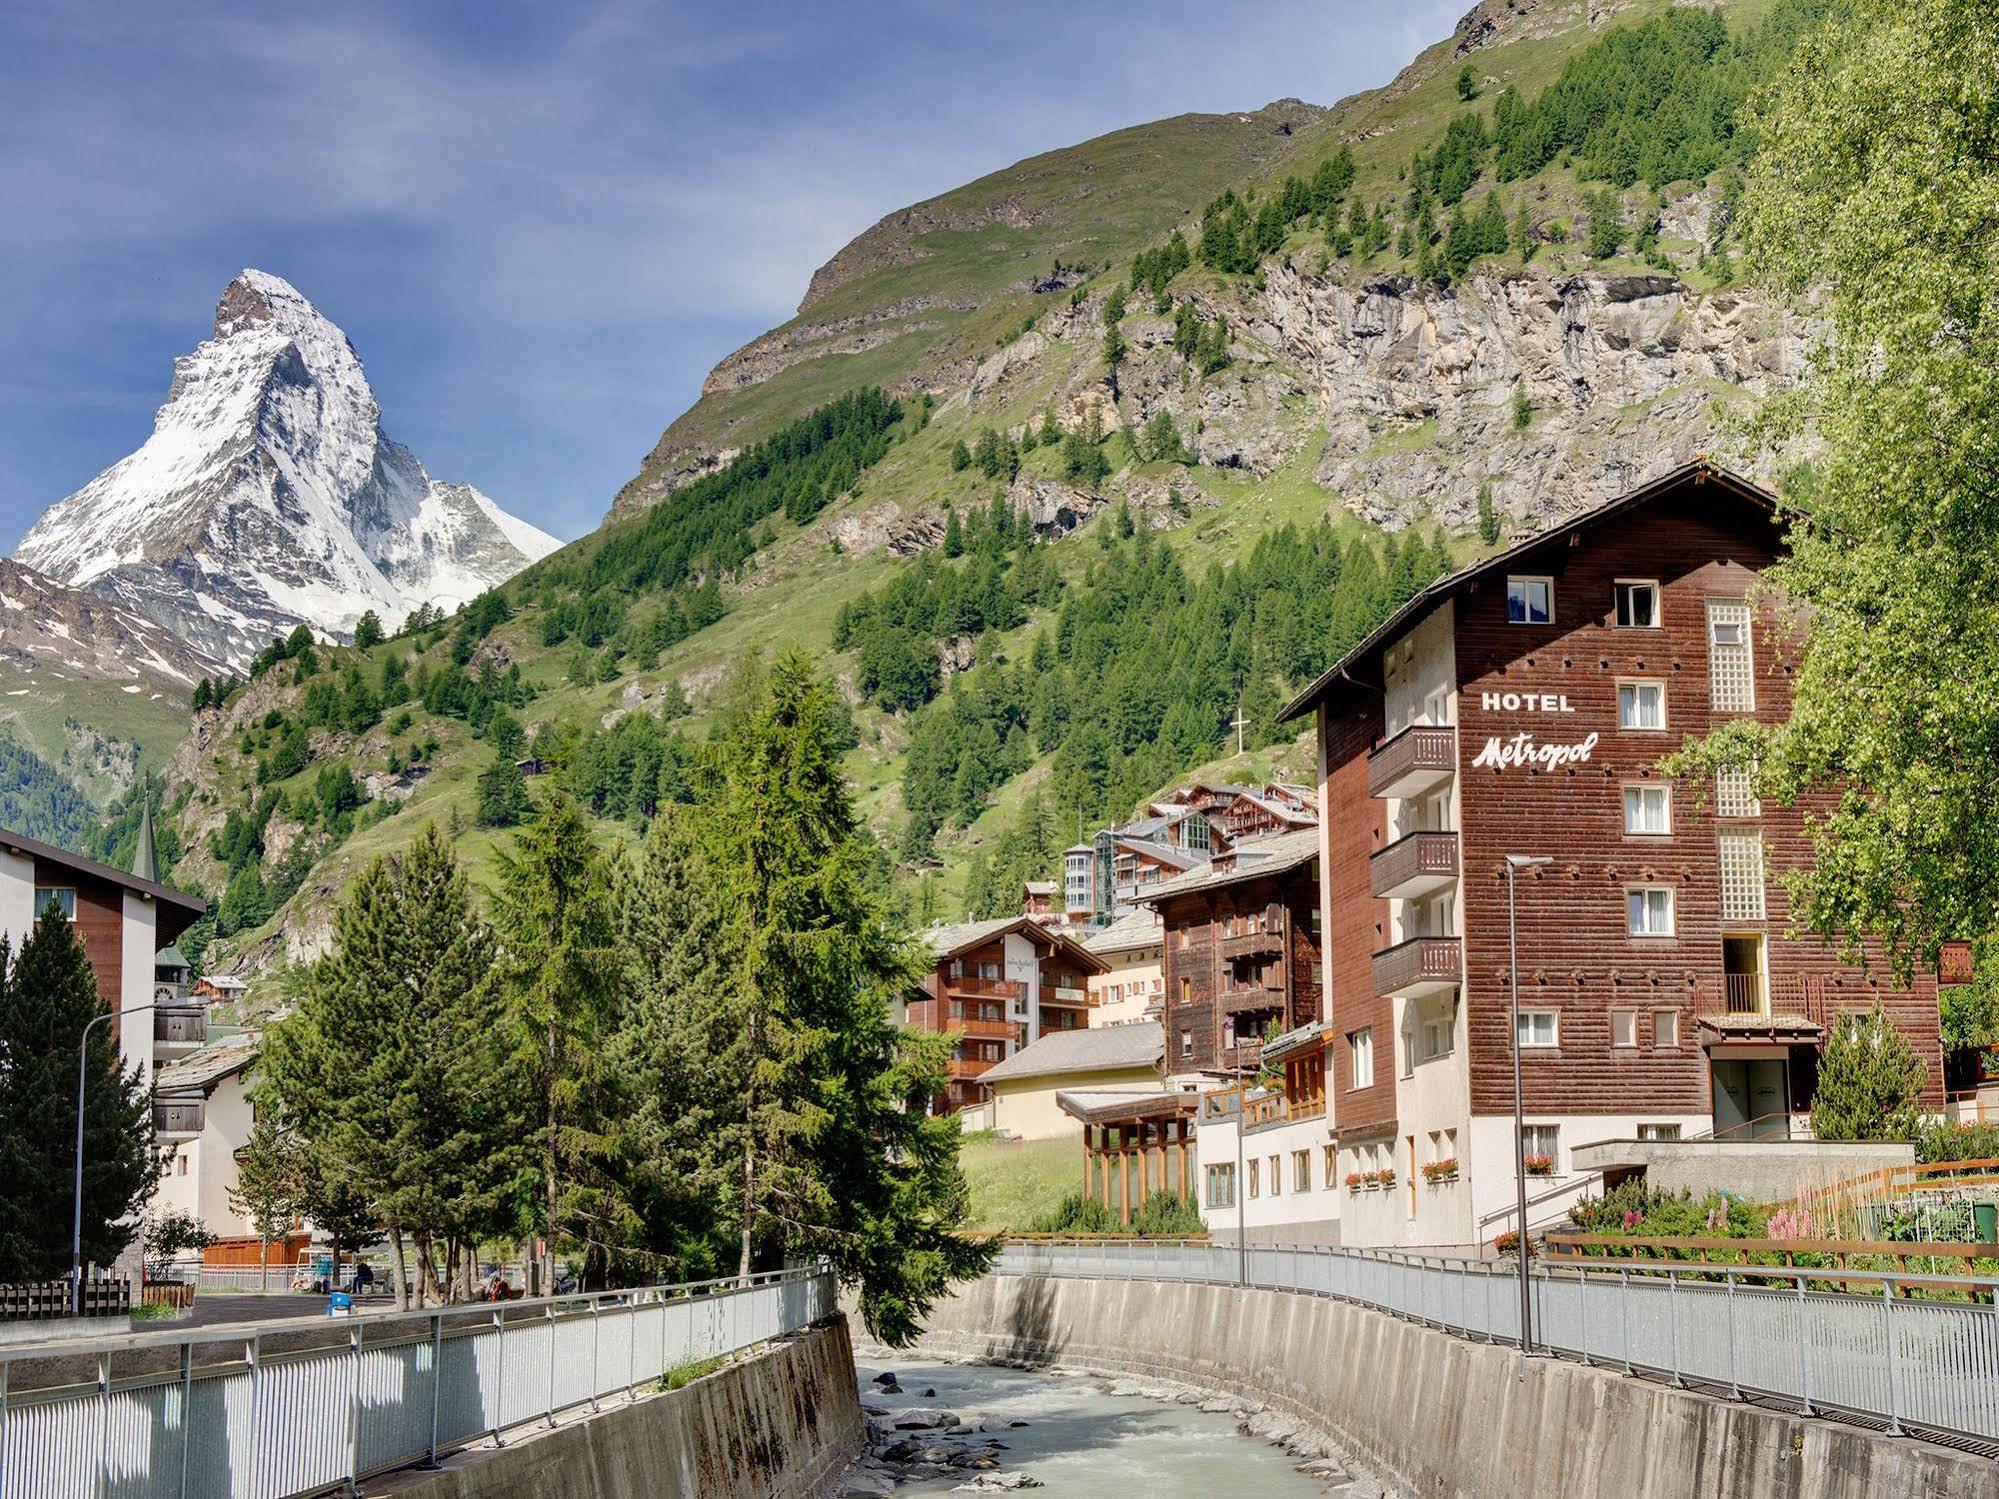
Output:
851,1354,1331,1495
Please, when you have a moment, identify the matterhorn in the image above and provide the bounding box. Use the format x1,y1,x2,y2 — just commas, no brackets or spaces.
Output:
17,270,558,669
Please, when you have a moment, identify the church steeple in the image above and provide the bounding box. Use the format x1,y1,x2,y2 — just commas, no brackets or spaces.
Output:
132,798,157,883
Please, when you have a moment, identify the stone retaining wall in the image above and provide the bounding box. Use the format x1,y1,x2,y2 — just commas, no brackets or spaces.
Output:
902,1275,1998,1499
371,1316,862,1499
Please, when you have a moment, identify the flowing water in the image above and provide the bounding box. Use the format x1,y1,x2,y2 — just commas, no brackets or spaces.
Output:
851,1354,1329,1495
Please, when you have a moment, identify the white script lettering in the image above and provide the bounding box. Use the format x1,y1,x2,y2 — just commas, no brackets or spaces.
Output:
1470,730,1600,771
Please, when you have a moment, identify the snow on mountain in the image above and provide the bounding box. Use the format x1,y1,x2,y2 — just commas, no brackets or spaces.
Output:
16,270,560,669
0,557,222,689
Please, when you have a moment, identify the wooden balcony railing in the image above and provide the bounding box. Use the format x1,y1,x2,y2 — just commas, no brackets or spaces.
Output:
154,1097,205,1137
1040,983,1092,1007
1367,724,1457,801
945,974,1026,1002
907,999,1018,1042
1373,935,1462,999
949,1056,1001,1082
1368,830,1459,900
154,1006,206,1047
1220,927,1283,959
1220,979,1284,1016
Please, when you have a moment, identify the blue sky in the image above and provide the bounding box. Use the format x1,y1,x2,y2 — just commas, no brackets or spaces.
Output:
0,1,1461,548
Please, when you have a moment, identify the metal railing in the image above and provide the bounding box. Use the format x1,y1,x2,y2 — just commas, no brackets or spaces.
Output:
994,1239,1999,1452
0,1264,834,1499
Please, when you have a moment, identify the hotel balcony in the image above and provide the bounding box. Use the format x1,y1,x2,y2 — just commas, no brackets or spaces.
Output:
153,1004,207,1056
907,999,1019,1043
1219,976,1284,1016
1369,830,1460,900
1373,935,1462,1000
1039,982,1093,1008
154,1095,205,1141
945,974,1027,1003
1219,926,1283,960
948,1055,1001,1083
1367,724,1457,801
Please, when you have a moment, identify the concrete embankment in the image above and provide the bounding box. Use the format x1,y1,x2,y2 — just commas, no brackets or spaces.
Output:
371,1315,862,1499
903,1275,1999,1499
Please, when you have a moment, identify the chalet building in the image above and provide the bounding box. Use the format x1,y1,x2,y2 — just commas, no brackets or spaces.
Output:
1021,880,1059,919
0,823,208,1091
1141,827,1323,1077
1270,461,1946,1250
912,916,1107,1115
1083,910,1165,1026
1197,1020,1340,1246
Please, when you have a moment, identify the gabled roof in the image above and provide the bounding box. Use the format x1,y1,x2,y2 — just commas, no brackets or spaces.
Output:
1277,460,1779,723
1084,909,1164,956
1137,827,1321,905
1113,838,1205,872
920,914,1108,973
980,1020,1164,1086
0,825,208,933
155,1035,259,1094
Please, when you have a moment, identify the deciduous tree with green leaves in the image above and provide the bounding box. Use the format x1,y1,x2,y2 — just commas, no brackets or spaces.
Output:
1670,0,1999,983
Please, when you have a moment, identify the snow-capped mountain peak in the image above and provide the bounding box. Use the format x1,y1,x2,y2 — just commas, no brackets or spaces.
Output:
16,270,559,669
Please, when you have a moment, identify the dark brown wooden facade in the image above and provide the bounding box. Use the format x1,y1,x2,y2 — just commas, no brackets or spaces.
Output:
1298,464,1946,1144
1148,838,1322,1078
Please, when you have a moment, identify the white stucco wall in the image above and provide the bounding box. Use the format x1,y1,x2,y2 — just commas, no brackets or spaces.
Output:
1198,1112,1341,1245
120,892,157,1081
155,1068,259,1241
1088,949,1161,1027
1003,932,1041,1049
0,847,35,943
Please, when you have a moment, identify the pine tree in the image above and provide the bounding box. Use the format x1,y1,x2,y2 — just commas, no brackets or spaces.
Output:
476,757,533,828
352,610,384,650
1477,482,1502,545
0,915,156,1281
697,652,993,1340
1810,1005,1928,1142
949,439,971,473
495,793,622,1293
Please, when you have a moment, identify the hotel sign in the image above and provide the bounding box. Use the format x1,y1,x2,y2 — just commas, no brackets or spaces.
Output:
1470,690,1599,771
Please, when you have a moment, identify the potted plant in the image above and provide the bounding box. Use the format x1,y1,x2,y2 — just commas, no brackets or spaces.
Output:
1523,1155,1554,1178
1421,1156,1459,1184
1344,1172,1366,1192
1372,1168,1397,1189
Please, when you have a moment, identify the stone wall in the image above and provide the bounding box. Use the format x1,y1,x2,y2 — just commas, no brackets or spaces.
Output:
902,1276,1998,1499
373,1317,862,1499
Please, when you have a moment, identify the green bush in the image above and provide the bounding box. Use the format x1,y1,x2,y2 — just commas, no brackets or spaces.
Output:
1915,1119,1999,1164
1033,1191,1120,1235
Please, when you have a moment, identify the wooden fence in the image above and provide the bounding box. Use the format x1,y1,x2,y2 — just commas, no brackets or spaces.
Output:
0,1279,129,1321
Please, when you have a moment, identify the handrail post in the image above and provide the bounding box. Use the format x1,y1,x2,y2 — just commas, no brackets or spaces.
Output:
1668,1271,1682,1387
1795,1278,1812,1417
346,1320,363,1496
1619,1269,1632,1374
627,1291,638,1401
490,1308,506,1448
93,1348,108,1499
546,1300,558,1427
1578,1265,1589,1365
246,1334,262,1499
426,1311,443,1468
1882,1278,1902,1435
589,1299,601,1414
1,1353,11,1499
1726,1271,1739,1398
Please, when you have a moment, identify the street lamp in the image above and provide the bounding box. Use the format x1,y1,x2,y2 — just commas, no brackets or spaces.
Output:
73,1002,158,1314
1504,854,1551,1371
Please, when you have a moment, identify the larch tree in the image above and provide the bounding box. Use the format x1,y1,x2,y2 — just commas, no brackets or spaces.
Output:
699,651,994,1343
1669,0,1999,998
495,792,622,1294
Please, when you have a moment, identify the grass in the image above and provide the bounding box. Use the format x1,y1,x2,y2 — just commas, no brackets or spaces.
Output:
961,1133,1084,1231
652,1354,728,1392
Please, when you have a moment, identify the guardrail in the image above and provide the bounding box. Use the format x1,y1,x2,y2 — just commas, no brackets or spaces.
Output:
995,1238,1999,1451
0,1264,834,1499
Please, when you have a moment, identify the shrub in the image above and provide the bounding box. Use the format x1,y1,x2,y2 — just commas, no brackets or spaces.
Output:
1915,1119,1999,1164
1033,1191,1121,1235
1812,1003,1928,1141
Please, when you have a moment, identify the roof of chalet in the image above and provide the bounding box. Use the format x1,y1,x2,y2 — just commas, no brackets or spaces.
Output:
198,975,251,991
1056,1086,1202,1124
1228,789,1318,826
920,915,1108,973
0,825,208,927
1136,827,1322,905
1277,460,1780,723
980,1020,1164,1086
1112,838,1205,872
1263,1019,1329,1065
1084,909,1164,956
155,1034,260,1095
1023,880,1057,896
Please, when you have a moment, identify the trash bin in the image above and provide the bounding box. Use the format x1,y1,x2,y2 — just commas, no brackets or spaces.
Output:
1973,1202,1997,1243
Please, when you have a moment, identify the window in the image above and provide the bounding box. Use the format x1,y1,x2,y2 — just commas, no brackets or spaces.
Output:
1179,977,1191,1004
1652,1009,1680,1048
177,1153,189,1176
1614,580,1660,629
1417,1003,1454,1062
1707,599,1755,712
35,887,76,921
1715,766,1761,819
1718,832,1766,921
1204,1164,1236,1208
1179,1029,1192,1059
1323,1144,1337,1187
1638,1123,1682,1142
1506,576,1554,624
1618,681,1665,730
1247,1159,1260,1198
1522,1124,1560,1167
1611,1010,1637,1048
1348,1028,1375,1088
1628,886,1675,937
1516,1009,1559,1048
1293,1150,1311,1193
1268,1155,1282,1197
1623,784,1671,836
1186,814,1211,854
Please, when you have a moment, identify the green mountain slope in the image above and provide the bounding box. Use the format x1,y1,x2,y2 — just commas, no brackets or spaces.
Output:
152,0,1822,979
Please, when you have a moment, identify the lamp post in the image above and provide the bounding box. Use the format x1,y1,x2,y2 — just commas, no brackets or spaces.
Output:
1504,854,1550,1371
73,1002,157,1314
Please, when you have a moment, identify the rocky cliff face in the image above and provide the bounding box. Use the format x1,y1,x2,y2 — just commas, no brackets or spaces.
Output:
0,558,221,689
16,270,561,669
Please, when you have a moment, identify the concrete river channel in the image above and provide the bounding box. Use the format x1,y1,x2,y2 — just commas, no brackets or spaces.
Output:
850,1353,1361,1496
